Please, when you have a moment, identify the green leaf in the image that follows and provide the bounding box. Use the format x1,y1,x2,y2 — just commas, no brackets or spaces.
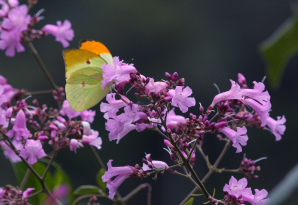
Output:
74,185,102,195
183,197,194,205
260,15,298,88
96,168,107,190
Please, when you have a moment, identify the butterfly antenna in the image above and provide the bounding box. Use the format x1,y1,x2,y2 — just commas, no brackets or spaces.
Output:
261,76,267,83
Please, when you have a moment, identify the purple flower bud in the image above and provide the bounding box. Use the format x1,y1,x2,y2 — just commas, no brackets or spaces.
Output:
214,121,228,128
165,72,171,78
238,73,247,87
172,72,178,80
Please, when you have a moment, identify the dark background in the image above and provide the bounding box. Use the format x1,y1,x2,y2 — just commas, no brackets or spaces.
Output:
1,0,297,204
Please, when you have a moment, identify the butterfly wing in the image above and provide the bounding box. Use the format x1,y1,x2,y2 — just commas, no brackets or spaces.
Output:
80,40,114,65
64,49,110,111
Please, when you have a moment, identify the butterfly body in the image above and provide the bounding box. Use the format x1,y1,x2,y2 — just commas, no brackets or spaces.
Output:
63,41,112,111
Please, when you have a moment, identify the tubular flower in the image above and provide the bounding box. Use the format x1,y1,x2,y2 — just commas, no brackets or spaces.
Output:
102,160,137,199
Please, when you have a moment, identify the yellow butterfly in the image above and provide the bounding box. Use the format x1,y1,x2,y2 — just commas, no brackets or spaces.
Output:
63,40,113,111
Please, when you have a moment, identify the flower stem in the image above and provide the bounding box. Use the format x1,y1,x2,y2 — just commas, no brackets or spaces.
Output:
27,41,59,90
202,140,231,183
20,169,31,190
25,90,54,96
88,145,106,170
122,183,152,205
42,150,58,180
180,140,232,204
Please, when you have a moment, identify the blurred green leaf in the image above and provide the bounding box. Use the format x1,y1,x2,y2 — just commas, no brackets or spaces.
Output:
96,168,107,190
260,15,298,88
12,162,73,204
51,164,74,203
74,185,102,195
183,197,194,205
12,162,47,204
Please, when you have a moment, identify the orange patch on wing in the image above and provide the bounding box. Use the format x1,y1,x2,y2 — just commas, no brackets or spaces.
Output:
82,81,86,87
80,40,111,56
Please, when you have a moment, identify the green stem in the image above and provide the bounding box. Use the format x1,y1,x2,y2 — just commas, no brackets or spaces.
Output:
25,90,54,96
27,41,59,90
180,140,232,205
122,183,152,205
168,134,210,199
72,194,106,205
202,140,231,183
20,169,31,190
88,145,106,170
42,150,58,180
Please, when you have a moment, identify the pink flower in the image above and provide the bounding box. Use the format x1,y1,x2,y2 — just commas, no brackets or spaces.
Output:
251,189,269,205
106,104,141,143
1,5,30,31
220,126,248,153
42,20,74,47
243,99,271,127
106,117,136,143
7,0,19,8
69,139,82,151
0,5,30,57
102,160,136,199
82,130,102,149
102,57,138,89
266,116,286,141
100,93,126,119
166,109,186,130
22,188,35,198
6,110,31,141
211,80,242,107
145,78,168,95
0,75,15,100
0,108,8,128
0,1,9,17
60,100,80,119
0,29,25,57
167,86,196,113
19,139,46,164
240,81,270,104
80,110,96,123
142,154,169,171
224,176,253,199
0,140,22,162
210,79,270,110
135,116,159,132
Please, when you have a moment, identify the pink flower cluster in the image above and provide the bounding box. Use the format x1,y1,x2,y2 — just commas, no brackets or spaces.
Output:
0,185,34,205
224,176,268,205
98,56,285,201
0,0,74,57
102,154,169,199
100,57,196,144
0,76,101,166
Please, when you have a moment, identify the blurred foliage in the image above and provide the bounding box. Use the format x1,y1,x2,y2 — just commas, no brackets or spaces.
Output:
12,162,73,204
260,15,298,88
